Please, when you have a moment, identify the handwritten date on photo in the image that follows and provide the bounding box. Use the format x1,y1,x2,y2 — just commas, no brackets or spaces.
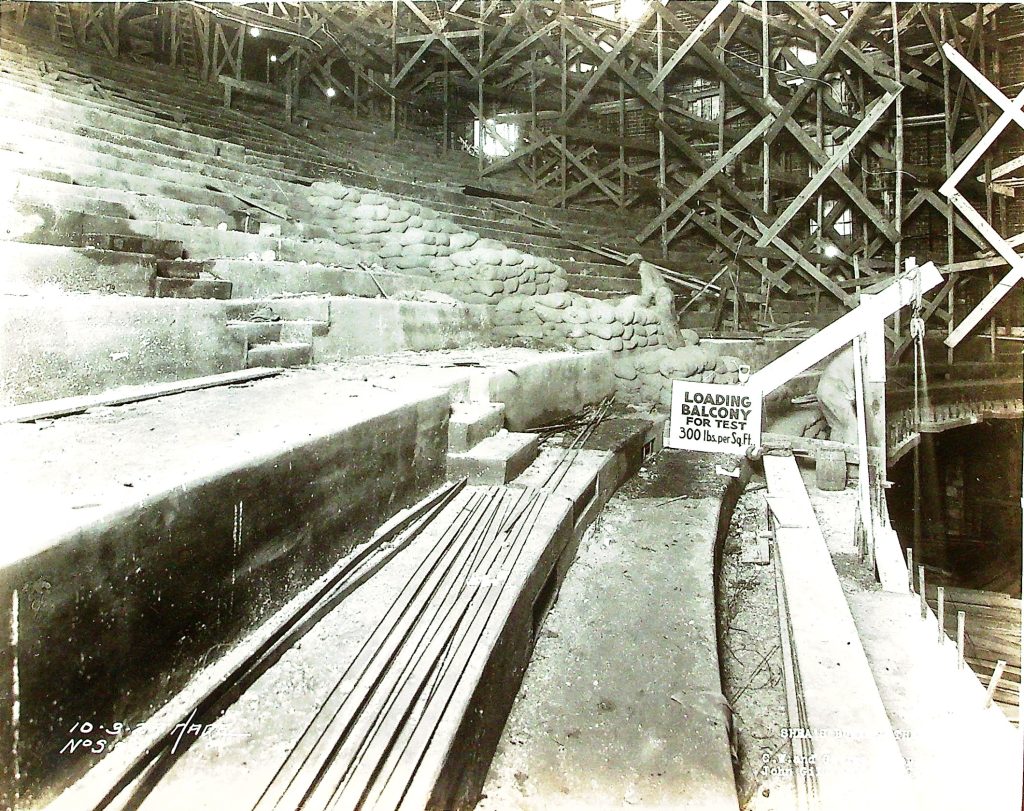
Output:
60,718,244,756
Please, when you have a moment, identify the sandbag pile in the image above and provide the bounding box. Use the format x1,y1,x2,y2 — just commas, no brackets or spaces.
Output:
300,181,569,304
612,343,746,407
299,181,746,412
489,292,671,352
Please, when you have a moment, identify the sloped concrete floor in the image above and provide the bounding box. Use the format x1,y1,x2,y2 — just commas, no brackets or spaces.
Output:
478,451,740,810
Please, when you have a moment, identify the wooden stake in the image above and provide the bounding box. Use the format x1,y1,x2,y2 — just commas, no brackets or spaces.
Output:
956,610,965,669
937,586,945,643
907,547,914,591
918,565,926,619
985,660,1007,708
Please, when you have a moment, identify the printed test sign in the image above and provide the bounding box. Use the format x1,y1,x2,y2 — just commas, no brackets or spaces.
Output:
667,380,762,455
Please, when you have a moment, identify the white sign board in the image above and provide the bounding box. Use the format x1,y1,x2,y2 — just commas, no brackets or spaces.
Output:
667,381,762,455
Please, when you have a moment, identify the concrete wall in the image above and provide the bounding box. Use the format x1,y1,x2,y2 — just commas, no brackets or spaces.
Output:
0,391,450,806
0,243,156,297
0,293,245,406
313,296,495,359
483,350,617,430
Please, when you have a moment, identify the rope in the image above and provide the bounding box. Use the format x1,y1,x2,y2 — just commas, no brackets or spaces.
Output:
908,264,927,428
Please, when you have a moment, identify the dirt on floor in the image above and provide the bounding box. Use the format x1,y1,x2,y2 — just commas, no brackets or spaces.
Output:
717,477,797,811
479,449,754,810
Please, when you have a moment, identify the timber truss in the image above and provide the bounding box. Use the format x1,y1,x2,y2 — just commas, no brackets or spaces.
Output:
8,1,1022,346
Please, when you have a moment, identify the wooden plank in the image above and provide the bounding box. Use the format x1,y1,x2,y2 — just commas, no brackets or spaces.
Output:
749,262,943,394
561,5,655,123
763,453,916,808
647,0,729,91
638,114,774,242
762,2,873,145
0,368,284,425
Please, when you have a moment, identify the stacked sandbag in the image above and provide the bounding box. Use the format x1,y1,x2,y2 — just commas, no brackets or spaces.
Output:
487,292,669,351
429,246,569,304
301,181,573,305
611,345,748,407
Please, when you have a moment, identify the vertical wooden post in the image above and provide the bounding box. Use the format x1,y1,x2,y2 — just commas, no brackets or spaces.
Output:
478,0,485,175
907,546,914,591
442,53,449,153
937,586,945,643
236,22,245,80
981,20,997,357
956,610,966,668
814,19,824,301
170,4,178,68
618,75,625,211
918,565,926,619
559,16,567,207
658,9,667,257
391,0,398,139
985,660,1007,708
530,49,537,189
941,10,955,366
892,1,904,340
761,0,771,316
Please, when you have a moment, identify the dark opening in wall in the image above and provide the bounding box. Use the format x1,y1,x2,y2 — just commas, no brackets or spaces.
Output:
888,419,1023,597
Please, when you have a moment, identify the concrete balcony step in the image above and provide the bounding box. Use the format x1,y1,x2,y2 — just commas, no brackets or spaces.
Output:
278,319,330,343
244,341,313,370
81,232,183,259
0,241,158,296
224,297,331,323
448,401,506,453
226,320,283,346
156,259,212,279
154,277,232,300
447,429,539,485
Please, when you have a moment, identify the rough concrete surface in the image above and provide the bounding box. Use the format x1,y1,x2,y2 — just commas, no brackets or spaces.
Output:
0,292,246,405
479,450,738,810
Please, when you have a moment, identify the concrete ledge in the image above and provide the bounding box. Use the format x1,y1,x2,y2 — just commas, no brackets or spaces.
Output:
448,430,539,485
448,401,505,452
0,293,245,406
480,350,617,430
0,242,157,296
210,259,437,300
313,297,494,359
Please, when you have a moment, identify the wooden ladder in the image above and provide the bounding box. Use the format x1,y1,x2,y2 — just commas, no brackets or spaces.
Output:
52,3,76,48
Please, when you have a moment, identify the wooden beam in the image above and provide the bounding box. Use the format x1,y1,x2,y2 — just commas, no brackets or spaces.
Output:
750,262,944,395
639,114,775,242
756,90,899,247
647,0,729,91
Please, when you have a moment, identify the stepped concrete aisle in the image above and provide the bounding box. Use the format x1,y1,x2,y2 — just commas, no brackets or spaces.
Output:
479,452,738,810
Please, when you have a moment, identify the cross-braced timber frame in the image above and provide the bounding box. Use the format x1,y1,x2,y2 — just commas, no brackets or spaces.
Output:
11,1,1022,351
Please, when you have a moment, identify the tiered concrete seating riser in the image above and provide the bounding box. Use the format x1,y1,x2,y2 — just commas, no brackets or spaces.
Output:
0,50,319,161
0,243,156,297
0,112,302,188
12,174,228,228
0,82,224,159
6,153,240,218
209,260,439,300
0,294,247,406
7,202,370,267
1,116,307,202
1,128,302,209
0,44,361,177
